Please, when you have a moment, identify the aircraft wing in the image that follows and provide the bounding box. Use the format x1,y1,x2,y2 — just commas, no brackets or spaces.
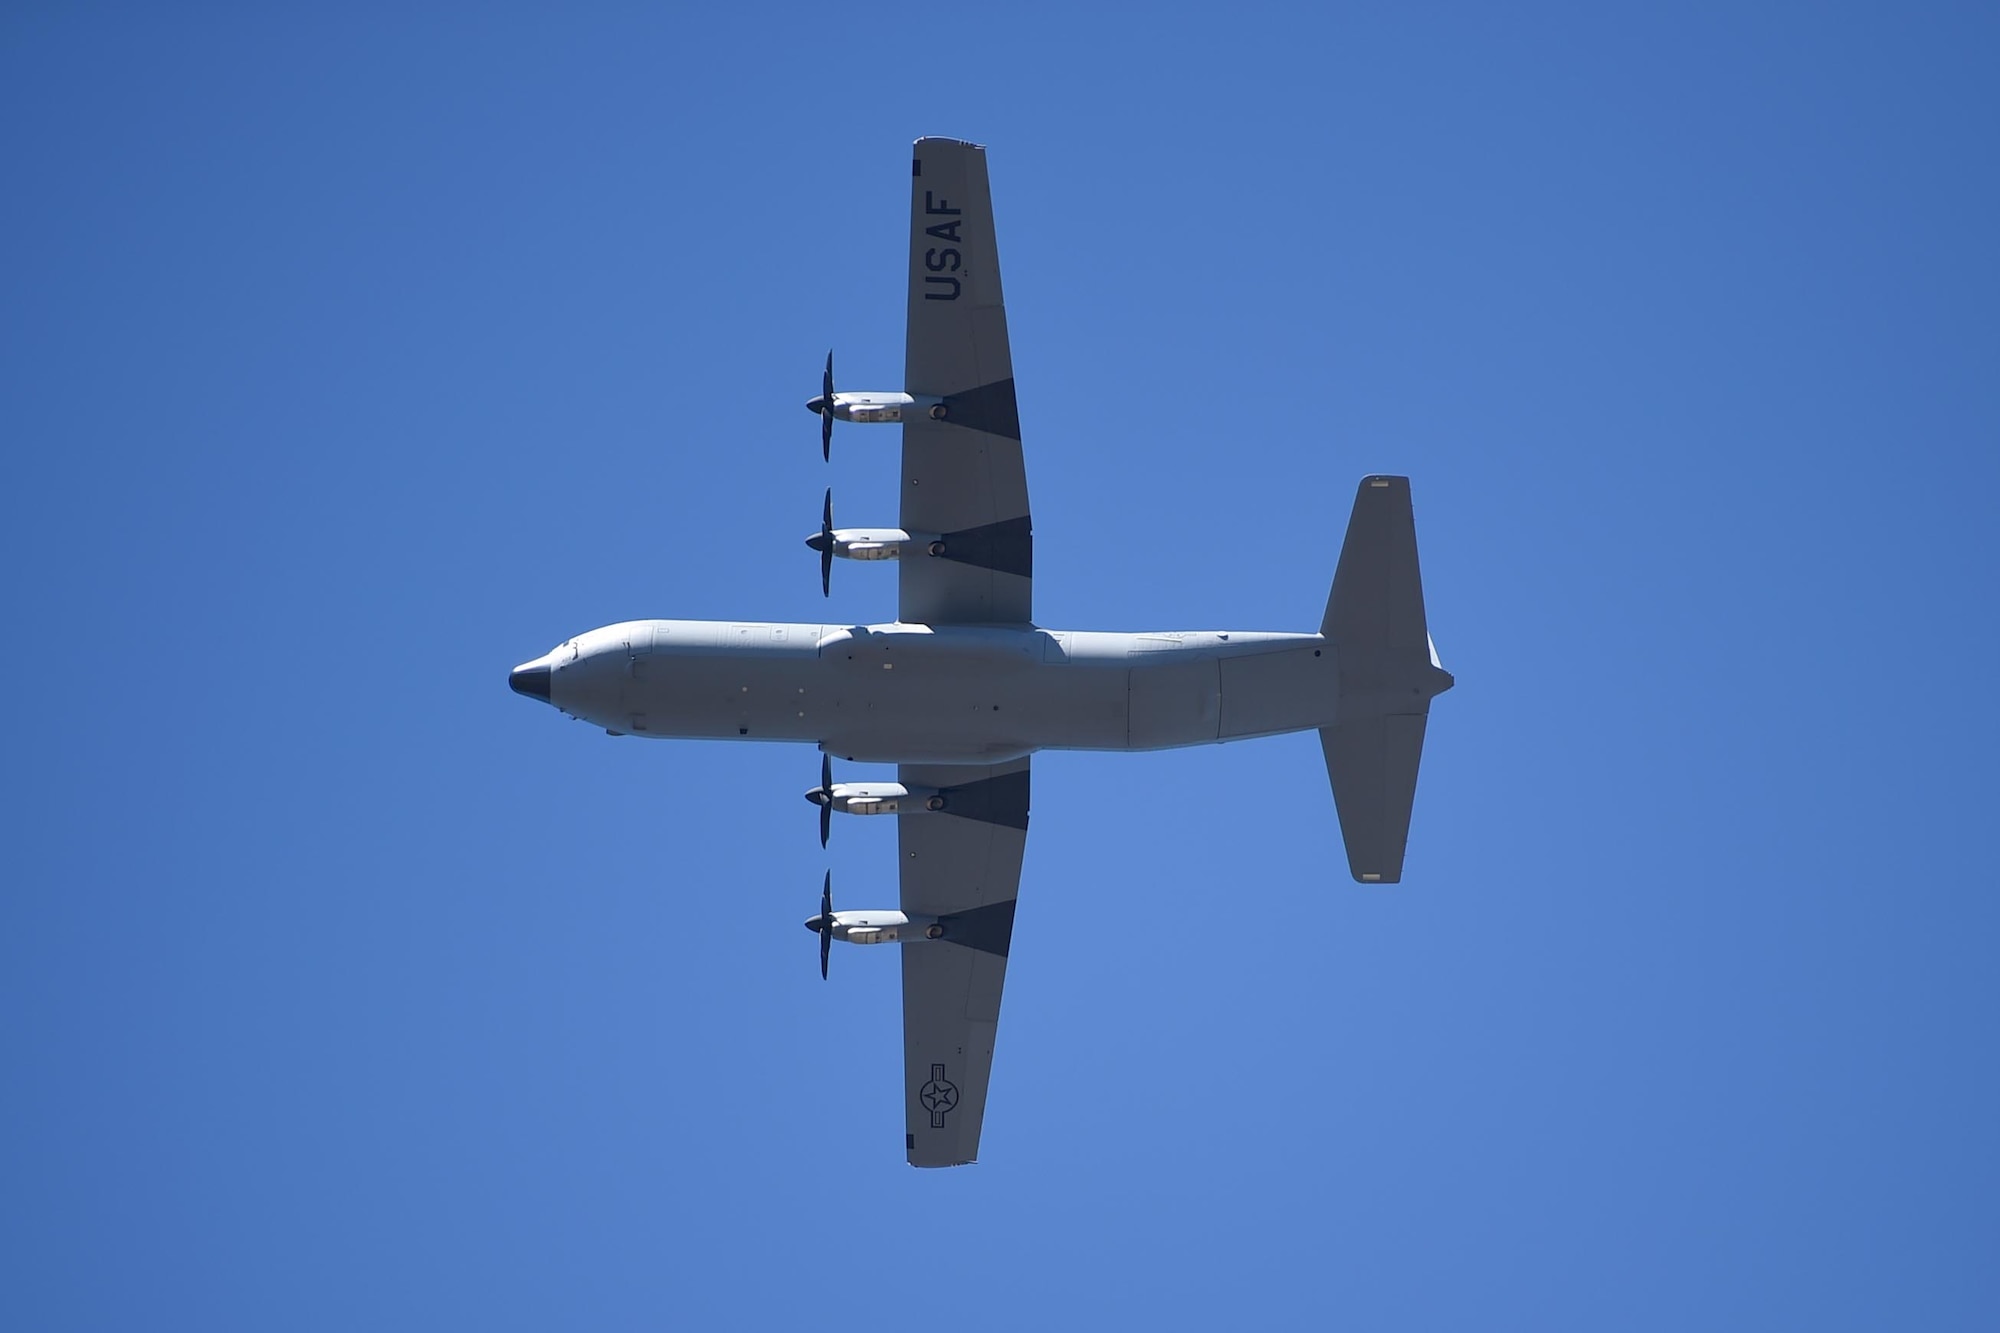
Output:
900,138,1033,627
897,757,1030,1167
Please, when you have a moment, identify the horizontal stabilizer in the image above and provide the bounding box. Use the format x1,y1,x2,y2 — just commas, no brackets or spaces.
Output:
1321,715,1429,882
1321,476,1452,883
1323,476,1429,655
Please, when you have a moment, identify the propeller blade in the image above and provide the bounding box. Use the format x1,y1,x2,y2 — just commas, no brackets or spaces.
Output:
821,351,834,461
819,753,833,846
819,870,833,980
820,488,833,598
806,753,834,846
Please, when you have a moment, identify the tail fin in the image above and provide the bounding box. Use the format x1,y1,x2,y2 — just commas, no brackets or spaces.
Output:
1320,476,1454,882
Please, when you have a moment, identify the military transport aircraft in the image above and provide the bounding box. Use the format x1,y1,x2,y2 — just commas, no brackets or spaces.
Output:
508,138,1454,1167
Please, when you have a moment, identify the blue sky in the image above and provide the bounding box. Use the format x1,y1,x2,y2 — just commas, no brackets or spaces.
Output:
4,3,1996,1329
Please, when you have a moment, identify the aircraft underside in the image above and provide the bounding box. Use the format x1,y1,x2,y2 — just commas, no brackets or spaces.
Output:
507,138,1452,1166
512,621,1338,764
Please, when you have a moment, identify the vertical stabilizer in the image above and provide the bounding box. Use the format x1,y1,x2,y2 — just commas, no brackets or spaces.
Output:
1320,476,1453,882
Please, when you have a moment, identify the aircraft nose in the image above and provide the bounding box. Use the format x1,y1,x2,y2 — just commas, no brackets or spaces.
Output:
508,661,552,703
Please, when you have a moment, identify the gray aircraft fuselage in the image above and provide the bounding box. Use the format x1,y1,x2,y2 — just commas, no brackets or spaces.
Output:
509,620,1338,765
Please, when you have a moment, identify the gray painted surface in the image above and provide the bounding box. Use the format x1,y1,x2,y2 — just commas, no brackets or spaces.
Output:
1318,477,1456,882
540,622,1336,762
509,140,1453,1168
901,140,1032,628
897,758,1028,1168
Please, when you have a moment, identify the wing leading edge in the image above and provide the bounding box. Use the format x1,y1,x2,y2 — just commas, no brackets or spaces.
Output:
897,757,1029,1167
900,138,1032,627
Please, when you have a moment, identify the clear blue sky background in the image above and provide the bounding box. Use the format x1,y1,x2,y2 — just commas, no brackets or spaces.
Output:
4,4,1996,1329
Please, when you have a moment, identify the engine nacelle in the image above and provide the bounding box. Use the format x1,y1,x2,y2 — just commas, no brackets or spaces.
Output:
831,529,911,562
822,782,952,816
808,391,948,424
818,392,948,425
806,528,950,562
831,781,906,815
827,909,943,945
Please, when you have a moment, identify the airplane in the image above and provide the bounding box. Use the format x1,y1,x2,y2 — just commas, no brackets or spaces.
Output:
507,137,1454,1167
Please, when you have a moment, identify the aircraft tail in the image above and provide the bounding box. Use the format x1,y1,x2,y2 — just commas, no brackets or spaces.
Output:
1319,476,1454,882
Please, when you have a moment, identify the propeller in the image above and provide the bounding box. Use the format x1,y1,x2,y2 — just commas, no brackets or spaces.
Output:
820,350,835,461
818,870,833,980
804,751,835,847
803,488,836,598
819,487,833,598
